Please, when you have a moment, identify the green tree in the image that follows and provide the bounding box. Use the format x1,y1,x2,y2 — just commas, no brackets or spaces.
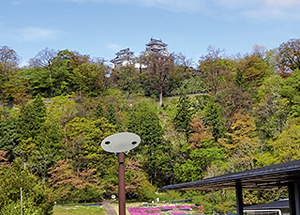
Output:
109,65,144,98
128,101,174,186
0,160,53,215
281,69,300,117
64,117,116,171
268,118,300,163
173,93,193,139
72,62,108,97
198,47,235,96
203,98,226,141
95,102,105,118
174,139,224,182
0,117,19,161
18,94,46,141
106,103,120,131
254,74,289,141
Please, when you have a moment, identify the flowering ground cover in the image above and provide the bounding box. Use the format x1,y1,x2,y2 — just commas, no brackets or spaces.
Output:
128,204,204,215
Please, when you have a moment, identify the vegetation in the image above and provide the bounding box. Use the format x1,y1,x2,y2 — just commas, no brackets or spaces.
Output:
1,38,300,214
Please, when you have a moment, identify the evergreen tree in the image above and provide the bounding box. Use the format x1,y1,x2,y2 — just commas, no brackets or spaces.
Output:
95,102,104,118
128,101,174,186
106,103,120,131
18,94,46,142
173,93,193,139
203,98,226,141
0,117,19,161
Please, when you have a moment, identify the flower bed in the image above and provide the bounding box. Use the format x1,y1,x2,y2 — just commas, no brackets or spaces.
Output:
128,204,204,215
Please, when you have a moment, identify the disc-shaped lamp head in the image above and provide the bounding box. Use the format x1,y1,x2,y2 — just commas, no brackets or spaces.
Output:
101,132,141,153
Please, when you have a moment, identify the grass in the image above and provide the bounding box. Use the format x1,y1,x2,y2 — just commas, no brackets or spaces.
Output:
53,205,107,215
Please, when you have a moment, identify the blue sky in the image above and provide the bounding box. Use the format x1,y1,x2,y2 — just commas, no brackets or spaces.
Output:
1,0,300,66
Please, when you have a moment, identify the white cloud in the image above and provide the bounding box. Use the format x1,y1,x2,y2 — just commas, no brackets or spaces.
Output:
20,27,61,42
107,43,121,50
265,0,300,8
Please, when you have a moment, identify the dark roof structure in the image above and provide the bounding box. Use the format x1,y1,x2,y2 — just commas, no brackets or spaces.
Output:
145,38,169,54
161,159,300,191
146,38,167,47
110,48,136,64
244,199,289,210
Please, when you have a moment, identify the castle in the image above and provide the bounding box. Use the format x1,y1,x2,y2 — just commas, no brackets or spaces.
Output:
110,38,169,69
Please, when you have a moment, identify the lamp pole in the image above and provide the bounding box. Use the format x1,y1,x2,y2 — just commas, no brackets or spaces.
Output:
101,132,141,215
118,152,126,215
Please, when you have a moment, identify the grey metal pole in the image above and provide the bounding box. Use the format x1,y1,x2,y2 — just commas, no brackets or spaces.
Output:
118,153,126,215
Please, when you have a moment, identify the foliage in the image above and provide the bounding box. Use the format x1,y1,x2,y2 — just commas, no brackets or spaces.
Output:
3,41,300,208
174,139,224,182
266,118,300,163
220,113,262,171
203,97,226,141
254,74,288,141
48,159,103,203
277,38,300,71
72,63,108,97
237,54,273,89
128,101,174,186
173,93,193,139
281,69,300,117
0,159,54,214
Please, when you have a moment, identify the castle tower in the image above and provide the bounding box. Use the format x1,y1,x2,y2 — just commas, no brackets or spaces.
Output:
110,48,137,69
145,38,169,56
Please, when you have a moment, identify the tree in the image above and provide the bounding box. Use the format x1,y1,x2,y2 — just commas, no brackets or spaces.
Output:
220,113,262,171
277,38,300,71
18,94,46,144
95,102,105,118
28,47,57,69
203,97,226,141
106,103,120,131
0,47,23,104
128,101,174,186
0,117,19,161
281,69,300,117
48,159,103,203
1,70,30,105
267,118,300,163
72,62,108,97
141,52,175,105
64,117,116,171
109,65,144,98
198,46,235,96
0,159,53,215
0,46,19,67
254,74,289,141
29,118,63,182
237,54,273,89
188,118,214,149
174,138,224,183
173,93,193,139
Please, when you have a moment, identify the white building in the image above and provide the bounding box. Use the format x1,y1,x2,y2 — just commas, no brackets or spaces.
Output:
110,38,170,69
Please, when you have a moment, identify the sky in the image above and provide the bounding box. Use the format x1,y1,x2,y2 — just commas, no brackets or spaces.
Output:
1,0,300,67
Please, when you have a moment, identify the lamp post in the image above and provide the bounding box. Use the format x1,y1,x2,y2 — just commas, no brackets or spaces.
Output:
101,132,140,215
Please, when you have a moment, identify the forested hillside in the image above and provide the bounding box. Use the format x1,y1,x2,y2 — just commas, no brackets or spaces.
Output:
1,39,300,214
